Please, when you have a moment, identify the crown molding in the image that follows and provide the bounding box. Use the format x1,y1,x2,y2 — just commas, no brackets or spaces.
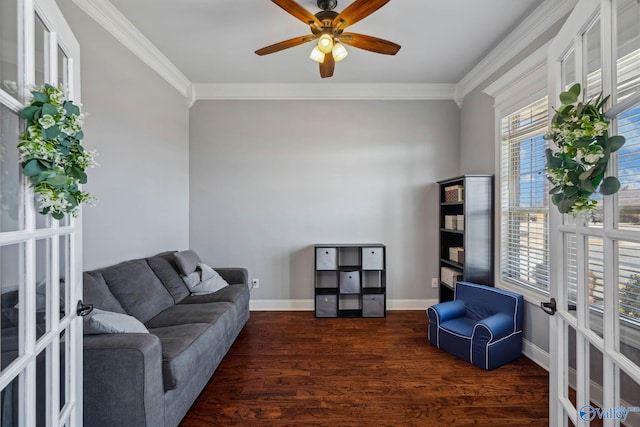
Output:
454,0,577,106
483,41,549,114
71,0,191,98
192,83,456,101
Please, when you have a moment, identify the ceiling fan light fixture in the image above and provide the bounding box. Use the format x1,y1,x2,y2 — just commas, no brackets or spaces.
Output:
309,46,325,63
317,34,334,54
332,42,348,62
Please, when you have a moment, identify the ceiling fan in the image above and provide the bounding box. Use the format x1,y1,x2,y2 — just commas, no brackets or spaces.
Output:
255,0,401,78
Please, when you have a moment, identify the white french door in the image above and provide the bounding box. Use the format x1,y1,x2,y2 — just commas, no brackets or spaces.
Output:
0,0,83,425
548,0,640,426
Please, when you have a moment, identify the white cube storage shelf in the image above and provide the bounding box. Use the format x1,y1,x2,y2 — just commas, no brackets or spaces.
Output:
314,243,386,318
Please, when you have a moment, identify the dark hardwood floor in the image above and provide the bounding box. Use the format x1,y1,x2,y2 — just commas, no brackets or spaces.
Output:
180,311,549,426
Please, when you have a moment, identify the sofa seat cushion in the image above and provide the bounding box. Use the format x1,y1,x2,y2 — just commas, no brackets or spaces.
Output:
98,260,175,323
440,317,477,338
144,302,236,329
148,323,219,391
178,284,248,305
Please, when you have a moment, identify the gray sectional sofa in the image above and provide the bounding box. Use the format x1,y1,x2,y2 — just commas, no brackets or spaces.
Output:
82,251,250,427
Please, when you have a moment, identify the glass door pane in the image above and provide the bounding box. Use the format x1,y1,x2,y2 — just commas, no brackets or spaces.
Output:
34,16,47,88
563,49,577,89
0,105,23,232
59,234,69,319
616,0,640,102
617,102,640,230
0,0,20,101
567,233,579,318
585,18,603,99
57,47,68,90
35,238,51,341
1,242,24,372
567,324,578,408
619,368,640,426
588,237,605,337
617,240,640,367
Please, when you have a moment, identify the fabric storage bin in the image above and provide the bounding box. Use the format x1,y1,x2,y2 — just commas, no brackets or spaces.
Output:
362,294,385,317
315,294,337,317
339,270,360,294
316,247,337,270
362,247,384,270
456,215,464,231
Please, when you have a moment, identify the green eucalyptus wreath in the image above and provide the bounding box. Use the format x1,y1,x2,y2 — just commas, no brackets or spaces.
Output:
18,84,97,220
545,83,625,215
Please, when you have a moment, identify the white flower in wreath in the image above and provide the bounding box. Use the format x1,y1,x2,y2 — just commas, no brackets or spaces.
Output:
38,115,56,129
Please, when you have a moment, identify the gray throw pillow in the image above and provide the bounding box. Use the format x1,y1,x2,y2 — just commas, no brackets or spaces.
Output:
182,271,200,288
197,263,229,294
173,250,201,276
83,308,149,335
181,263,229,295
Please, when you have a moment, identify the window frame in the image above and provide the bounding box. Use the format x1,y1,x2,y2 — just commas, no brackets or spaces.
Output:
499,96,550,293
484,43,550,304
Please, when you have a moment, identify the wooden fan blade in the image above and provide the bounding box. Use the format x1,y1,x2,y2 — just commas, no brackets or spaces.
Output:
339,32,400,55
255,35,315,56
333,0,390,29
271,0,322,28
319,53,335,78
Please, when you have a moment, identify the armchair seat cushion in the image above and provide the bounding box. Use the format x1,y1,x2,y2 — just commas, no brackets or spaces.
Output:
427,282,524,370
440,317,476,337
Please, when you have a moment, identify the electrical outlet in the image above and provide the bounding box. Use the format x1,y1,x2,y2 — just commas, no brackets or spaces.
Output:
251,278,260,289
431,278,439,288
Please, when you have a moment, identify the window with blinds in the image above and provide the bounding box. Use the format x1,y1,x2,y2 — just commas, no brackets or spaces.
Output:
500,96,550,291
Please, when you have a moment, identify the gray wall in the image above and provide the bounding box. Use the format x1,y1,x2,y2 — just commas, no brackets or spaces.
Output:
459,19,569,353
58,0,190,270
189,100,460,301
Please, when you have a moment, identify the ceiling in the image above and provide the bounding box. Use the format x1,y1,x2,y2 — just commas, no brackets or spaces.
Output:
105,0,543,85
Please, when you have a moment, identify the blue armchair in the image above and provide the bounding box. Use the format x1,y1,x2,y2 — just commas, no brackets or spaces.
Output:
427,282,524,370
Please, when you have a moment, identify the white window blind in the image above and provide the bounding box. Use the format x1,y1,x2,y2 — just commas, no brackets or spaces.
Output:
500,96,550,291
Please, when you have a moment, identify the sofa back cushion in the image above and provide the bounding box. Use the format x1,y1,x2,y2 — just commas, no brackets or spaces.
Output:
146,252,190,303
83,272,126,314
98,260,174,323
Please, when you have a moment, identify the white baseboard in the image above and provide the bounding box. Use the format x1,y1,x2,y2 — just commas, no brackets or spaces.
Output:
387,299,438,310
522,337,550,371
250,299,313,311
249,299,438,312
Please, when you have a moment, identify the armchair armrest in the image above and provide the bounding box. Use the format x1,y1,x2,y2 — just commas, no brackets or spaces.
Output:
83,333,165,427
214,267,248,286
474,313,514,342
427,300,466,324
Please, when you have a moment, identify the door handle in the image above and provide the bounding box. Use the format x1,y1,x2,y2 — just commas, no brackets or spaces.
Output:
540,298,577,315
541,298,557,315
76,300,94,317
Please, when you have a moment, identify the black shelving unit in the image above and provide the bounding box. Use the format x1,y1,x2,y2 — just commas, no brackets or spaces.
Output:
437,175,494,302
314,244,386,318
